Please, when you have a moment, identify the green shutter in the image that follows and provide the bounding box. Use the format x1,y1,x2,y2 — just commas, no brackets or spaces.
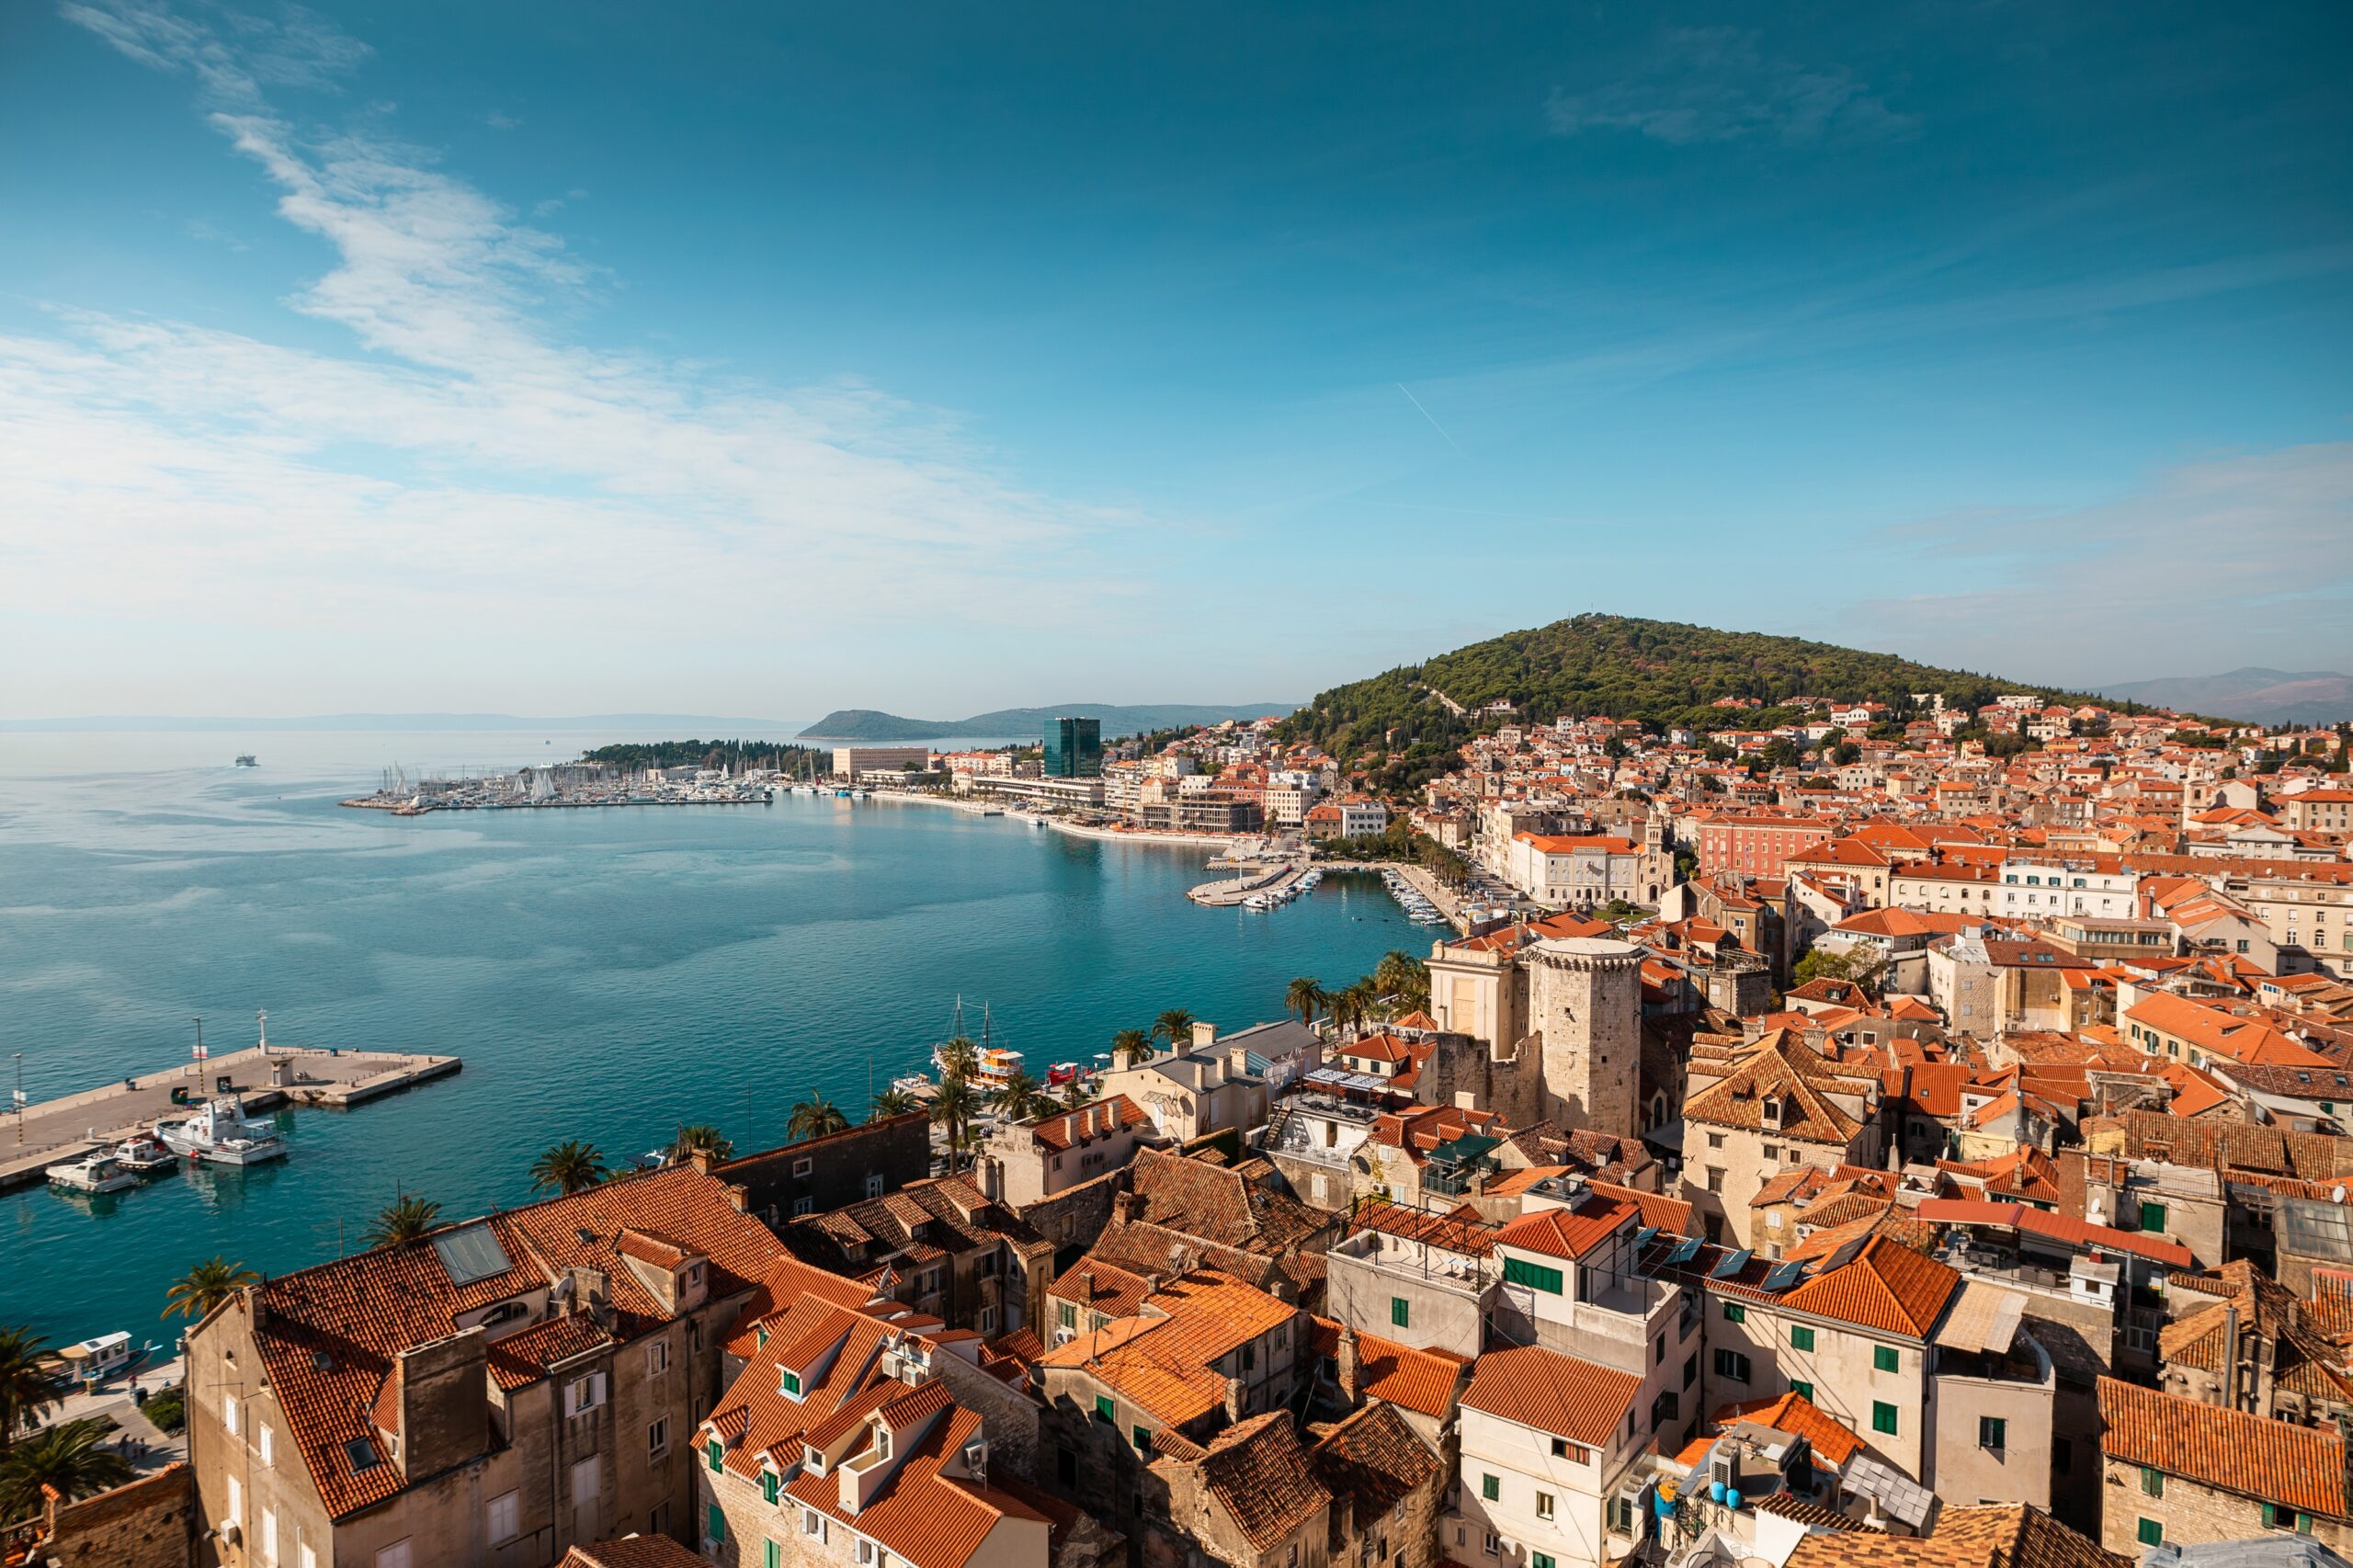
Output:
1483,1473,1500,1502
2142,1467,2165,1498
1874,1346,1898,1372
1504,1256,1563,1294
762,1472,779,1504
1789,1381,1813,1401
2139,1519,2164,1548
2139,1201,2167,1233
1871,1402,1898,1436
1134,1426,1153,1451
1722,1302,1745,1323
1392,1297,1411,1328
1096,1394,1115,1423
767,1543,783,1568
709,1504,726,1542
1790,1326,1814,1351
708,1438,724,1473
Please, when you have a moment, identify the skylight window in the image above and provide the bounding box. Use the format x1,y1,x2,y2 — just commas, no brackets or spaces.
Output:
431,1225,513,1286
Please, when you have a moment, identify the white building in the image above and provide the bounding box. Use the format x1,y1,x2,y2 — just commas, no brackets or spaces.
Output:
1995,859,2138,921
1451,1345,1651,1568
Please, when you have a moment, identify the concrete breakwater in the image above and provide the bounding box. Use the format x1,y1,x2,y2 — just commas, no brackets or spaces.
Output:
0,1046,461,1193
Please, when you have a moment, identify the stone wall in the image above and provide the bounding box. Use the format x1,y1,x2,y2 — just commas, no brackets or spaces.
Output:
2097,1458,2353,1555
42,1463,195,1568
716,1113,933,1226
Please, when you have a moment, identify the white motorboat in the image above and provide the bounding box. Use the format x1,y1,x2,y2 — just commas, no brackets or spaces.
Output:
58,1332,142,1385
109,1132,177,1175
158,1096,288,1166
46,1151,139,1195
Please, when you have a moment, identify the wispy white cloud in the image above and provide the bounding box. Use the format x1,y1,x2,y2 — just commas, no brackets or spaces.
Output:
4,1,1135,713
1850,442,2353,684
1547,28,1915,146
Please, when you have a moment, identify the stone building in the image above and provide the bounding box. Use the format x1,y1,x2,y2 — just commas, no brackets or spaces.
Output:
183,1165,789,1568
716,1114,935,1229
778,1176,1059,1341
2097,1377,2353,1554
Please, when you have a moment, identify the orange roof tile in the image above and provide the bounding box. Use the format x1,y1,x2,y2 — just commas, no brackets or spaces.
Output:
1461,1345,1639,1447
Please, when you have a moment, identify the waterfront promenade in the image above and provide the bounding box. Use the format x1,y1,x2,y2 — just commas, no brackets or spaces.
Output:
0,1046,460,1192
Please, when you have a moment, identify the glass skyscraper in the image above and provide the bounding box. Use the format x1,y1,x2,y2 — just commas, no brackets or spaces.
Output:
1042,715,1103,777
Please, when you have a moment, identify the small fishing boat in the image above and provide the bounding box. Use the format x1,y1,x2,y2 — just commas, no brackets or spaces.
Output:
46,1151,140,1195
157,1096,288,1166
109,1132,177,1175
233,754,258,767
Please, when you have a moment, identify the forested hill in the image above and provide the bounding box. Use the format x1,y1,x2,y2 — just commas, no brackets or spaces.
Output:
1281,614,2131,771
799,702,1296,741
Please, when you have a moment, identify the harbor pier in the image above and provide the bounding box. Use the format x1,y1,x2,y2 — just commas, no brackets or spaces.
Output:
0,1045,460,1193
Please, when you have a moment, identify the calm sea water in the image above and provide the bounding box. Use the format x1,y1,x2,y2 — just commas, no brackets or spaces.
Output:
0,731,1415,1343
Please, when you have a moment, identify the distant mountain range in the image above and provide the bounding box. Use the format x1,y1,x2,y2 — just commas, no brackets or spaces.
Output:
2097,668,2353,727
798,703,1298,743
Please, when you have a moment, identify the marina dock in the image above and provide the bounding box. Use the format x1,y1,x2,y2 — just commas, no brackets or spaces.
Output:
0,1046,460,1193
1188,863,1306,906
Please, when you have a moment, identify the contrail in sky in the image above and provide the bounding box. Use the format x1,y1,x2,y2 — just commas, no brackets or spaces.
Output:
1395,382,1462,455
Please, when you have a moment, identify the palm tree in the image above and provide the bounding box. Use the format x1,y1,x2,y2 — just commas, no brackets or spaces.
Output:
529,1141,608,1196
671,1124,734,1163
1348,977,1392,1028
162,1256,259,1322
1152,1008,1196,1051
0,1327,64,1455
1059,1076,1091,1111
0,1417,135,1518
1325,985,1364,1039
1372,950,1429,1011
361,1194,442,1250
870,1086,919,1121
935,1035,981,1084
929,1075,980,1175
786,1096,849,1142
991,1070,1057,1123
1284,977,1327,1028
1110,1028,1153,1069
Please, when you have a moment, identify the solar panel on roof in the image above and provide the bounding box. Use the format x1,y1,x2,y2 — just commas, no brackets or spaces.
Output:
431,1224,512,1286
1666,1236,1702,1266
1711,1248,1754,1279
1761,1260,1805,1291
1632,1225,1658,1251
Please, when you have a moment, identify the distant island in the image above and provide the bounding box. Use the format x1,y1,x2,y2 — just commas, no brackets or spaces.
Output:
798,702,1298,742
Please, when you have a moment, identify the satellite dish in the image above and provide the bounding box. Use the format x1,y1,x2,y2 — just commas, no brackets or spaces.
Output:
2334,1185,2347,1205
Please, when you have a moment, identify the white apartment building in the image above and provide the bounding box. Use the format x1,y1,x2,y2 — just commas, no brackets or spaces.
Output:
1995,859,2138,921
1452,1346,1652,1568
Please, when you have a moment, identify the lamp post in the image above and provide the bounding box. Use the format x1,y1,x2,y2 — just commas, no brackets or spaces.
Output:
11,1052,22,1147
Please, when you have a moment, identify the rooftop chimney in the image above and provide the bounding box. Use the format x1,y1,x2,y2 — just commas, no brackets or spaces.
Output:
1224,1373,1248,1423
1336,1325,1361,1403
1192,1021,1219,1051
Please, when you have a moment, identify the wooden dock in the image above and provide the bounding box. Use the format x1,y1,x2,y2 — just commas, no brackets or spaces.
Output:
0,1046,460,1193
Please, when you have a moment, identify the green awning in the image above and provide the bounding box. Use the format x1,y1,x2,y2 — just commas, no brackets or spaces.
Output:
1428,1133,1501,1166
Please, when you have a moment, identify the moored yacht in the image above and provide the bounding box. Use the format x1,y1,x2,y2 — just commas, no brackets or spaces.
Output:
46,1150,140,1195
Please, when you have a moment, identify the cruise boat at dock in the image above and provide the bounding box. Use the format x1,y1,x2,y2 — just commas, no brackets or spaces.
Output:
157,1096,289,1166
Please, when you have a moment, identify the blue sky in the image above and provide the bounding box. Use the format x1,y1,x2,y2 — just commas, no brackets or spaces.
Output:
2,0,2347,719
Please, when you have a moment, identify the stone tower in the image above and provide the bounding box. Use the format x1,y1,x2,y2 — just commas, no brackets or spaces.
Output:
1525,937,1643,1138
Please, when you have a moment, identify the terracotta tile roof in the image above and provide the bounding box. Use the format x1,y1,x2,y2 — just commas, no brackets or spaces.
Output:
784,1399,1052,1568
1788,1504,2128,1568
1588,1181,1697,1236
1039,1270,1300,1426
1048,1257,1155,1319
1684,1029,1867,1145
1311,1401,1439,1531
1779,1234,1961,1338
725,1254,879,1358
1024,1096,1154,1153
1175,1412,1332,1551
1461,1344,1639,1447
1915,1199,2194,1269
1715,1391,1864,1466
247,1165,782,1520
561,1536,712,1568
1127,1148,1331,1256
2098,1376,2350,1520
1495,1193,1638,1262
1348,1198,1497,1256
1306,1319,1468,1419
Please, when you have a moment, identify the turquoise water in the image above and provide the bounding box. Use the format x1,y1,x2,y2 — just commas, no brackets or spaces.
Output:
0,732,1415,1342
